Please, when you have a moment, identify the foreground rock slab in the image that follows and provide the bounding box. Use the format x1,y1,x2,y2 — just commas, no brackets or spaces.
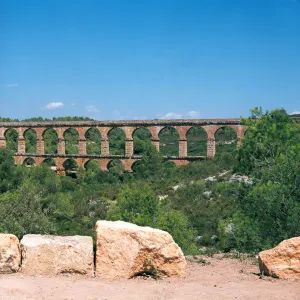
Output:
258,237,300,279
0,234,21,274
95,220,187,279
20,234,94,276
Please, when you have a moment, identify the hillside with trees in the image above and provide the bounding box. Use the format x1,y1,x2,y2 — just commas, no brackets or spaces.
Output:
0,108,299,255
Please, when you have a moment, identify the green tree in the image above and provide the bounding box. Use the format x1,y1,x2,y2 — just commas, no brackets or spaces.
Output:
235,107,299,175
221,108,300,252
109,183,159,226
0,148,23,193
0,180,56,238
108,183,198,254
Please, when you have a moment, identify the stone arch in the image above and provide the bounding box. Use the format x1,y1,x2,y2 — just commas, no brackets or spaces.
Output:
85,127,101,155
162,160,177,170
24,128,37,154
170,159,189,167
107,159,125,173
133,127,152,155
4,128,18,152
131,159,143,173
108,128,126,155
41,158,57,171
63,158,79,176
214,126,238,154
43,128,59,154
227,125,243,139
84,159,100,171
64,128,79,154
186,126,208,156
158,126,180,156
23,157,35,166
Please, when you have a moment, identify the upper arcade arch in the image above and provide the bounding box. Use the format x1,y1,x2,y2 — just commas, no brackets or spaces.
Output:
133,127,152,155
214,126,238,155
158,126,180,156
64,128,79,155
108,128,126,156
43,128,59,154
24,128,37,154
85,127,101,155
4,128,18,153
186,126,208,156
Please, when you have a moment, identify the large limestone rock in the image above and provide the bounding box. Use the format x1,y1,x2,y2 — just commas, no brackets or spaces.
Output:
0,234,21,273
20,234,94,276
95,220,187,279
258,237,300,279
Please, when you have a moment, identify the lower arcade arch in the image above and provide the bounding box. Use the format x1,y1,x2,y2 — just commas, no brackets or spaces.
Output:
187,126,208,156
84,159,100,171
23,157,35,166
162,160,177,169
41,158,57,171
63,158,79,176
131,160,145,175
107,159,125,174
131,159,142,171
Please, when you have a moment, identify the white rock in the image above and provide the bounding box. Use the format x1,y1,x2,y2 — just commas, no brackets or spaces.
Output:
258,237,300,279
95,220,187,279
0,234,21,273
20,234,94,276
205,176,217,182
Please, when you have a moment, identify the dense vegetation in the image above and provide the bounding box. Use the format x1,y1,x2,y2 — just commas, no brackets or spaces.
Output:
0,109,299,255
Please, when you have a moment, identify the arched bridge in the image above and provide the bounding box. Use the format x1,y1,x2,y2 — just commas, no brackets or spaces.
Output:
0,119,246,174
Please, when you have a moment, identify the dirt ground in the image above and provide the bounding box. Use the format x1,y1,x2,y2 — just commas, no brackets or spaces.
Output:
0,255,299,300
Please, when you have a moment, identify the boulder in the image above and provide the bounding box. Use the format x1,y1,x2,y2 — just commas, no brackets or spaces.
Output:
258,237,300,279
20,234,94,276
95,220,187,279
0,234,21,273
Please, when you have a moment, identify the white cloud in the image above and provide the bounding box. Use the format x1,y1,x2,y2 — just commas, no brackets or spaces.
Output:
86,105,99,113
160,112,183,119
45,102,64,110
186,110,200,118
291,111,300,115
159,111,200,119
6,83,19,88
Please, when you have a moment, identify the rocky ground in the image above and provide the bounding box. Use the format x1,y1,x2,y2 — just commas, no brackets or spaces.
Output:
0,255,299,300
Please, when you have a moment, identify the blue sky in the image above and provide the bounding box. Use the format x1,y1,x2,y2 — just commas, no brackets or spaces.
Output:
0,0,299,120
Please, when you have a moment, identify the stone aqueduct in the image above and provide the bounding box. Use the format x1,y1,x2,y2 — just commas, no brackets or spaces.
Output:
0,119,246,174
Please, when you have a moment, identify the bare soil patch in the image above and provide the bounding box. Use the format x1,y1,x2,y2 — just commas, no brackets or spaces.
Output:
0,256,299,300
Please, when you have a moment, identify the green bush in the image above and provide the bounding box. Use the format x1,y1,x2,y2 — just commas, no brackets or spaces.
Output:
108,183,198,254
